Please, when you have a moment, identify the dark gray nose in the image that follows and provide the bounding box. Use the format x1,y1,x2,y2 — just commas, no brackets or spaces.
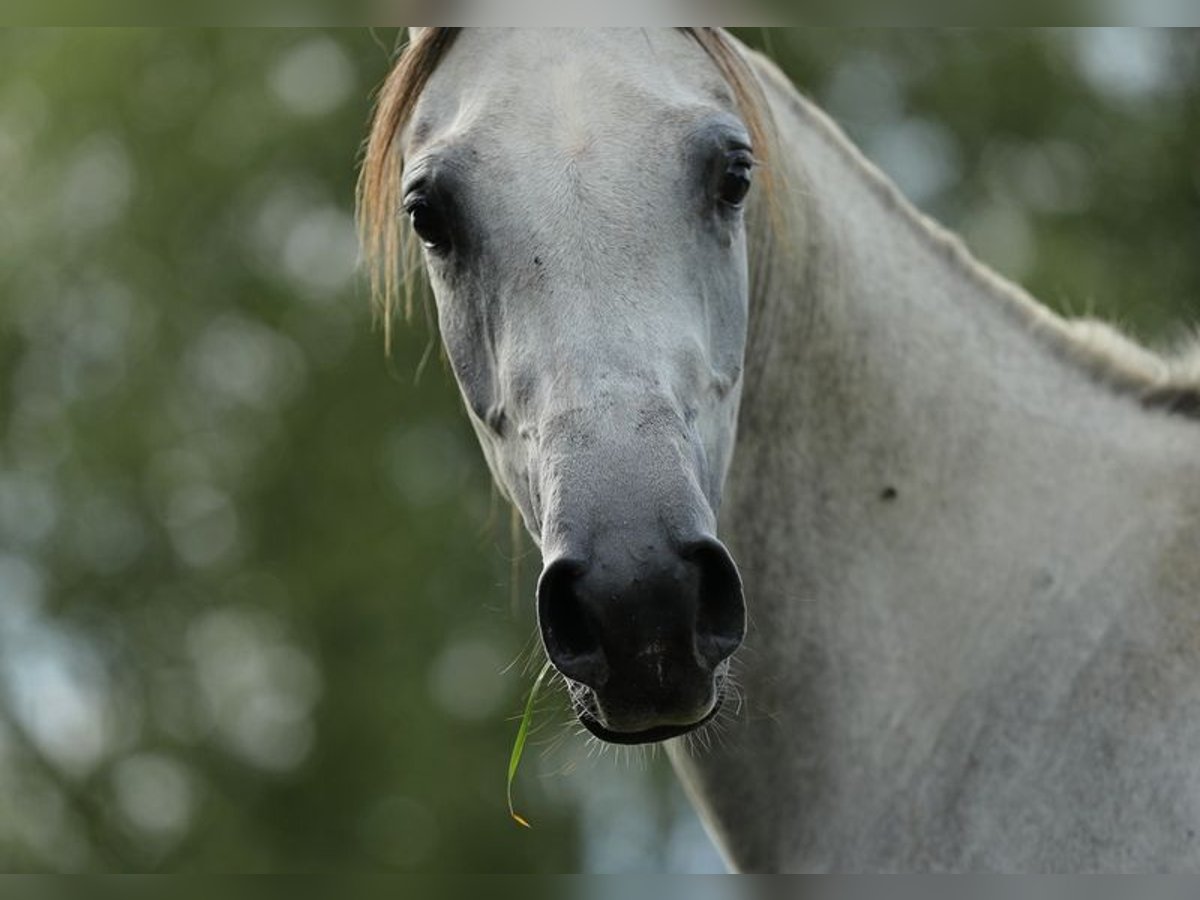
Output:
536,537,745,723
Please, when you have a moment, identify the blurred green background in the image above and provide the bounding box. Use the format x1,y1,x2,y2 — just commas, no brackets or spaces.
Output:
0,28,1196,872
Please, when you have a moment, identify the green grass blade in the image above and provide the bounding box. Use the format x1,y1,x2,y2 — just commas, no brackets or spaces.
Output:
507,660,552,828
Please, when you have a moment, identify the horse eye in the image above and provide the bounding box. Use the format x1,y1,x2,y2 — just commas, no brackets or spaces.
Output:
405,196,452,252
718,151,754,208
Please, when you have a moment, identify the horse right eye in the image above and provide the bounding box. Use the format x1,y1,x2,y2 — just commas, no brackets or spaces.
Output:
717,149,755,209
405,196,452,252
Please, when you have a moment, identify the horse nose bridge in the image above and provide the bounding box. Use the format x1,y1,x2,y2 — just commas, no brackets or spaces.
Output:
534,383,684,441
535,392,700,490
532,390,712,550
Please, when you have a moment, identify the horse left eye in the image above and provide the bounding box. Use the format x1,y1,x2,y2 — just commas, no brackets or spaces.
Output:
404,195,452,252
718,152,754,208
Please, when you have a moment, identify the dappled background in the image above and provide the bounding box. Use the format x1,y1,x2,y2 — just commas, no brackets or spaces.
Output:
0,28,1197,872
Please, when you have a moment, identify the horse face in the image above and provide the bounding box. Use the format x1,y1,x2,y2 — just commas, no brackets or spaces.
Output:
402,29,749,743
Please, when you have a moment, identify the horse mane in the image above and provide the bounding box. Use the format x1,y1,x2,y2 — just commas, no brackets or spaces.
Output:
357,27,774,351
747,51,1200,422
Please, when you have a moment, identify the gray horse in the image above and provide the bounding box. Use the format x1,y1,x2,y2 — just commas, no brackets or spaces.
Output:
359,28,1200,872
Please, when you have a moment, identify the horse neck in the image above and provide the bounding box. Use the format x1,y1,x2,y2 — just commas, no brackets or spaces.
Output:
709,57,1200,865
737,59,1197,611
740,72,1150,454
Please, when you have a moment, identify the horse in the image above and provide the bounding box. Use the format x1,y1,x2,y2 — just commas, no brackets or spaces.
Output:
358,28,1200,872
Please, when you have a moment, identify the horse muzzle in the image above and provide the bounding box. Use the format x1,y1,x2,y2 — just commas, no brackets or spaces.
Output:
536,536,745,744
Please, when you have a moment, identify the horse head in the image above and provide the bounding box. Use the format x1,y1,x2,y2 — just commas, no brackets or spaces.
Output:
361,28,765,743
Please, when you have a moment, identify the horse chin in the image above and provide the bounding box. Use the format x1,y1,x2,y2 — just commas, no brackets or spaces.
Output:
571,678,726,746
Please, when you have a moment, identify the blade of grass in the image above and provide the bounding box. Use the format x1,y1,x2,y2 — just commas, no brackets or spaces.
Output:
507,660,553,828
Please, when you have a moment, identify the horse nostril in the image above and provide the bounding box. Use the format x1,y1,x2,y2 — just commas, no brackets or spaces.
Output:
685,538,746,668
537,558,609,688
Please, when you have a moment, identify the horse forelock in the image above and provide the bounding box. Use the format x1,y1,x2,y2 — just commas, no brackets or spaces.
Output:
356,27,777,351
357,27,461,350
